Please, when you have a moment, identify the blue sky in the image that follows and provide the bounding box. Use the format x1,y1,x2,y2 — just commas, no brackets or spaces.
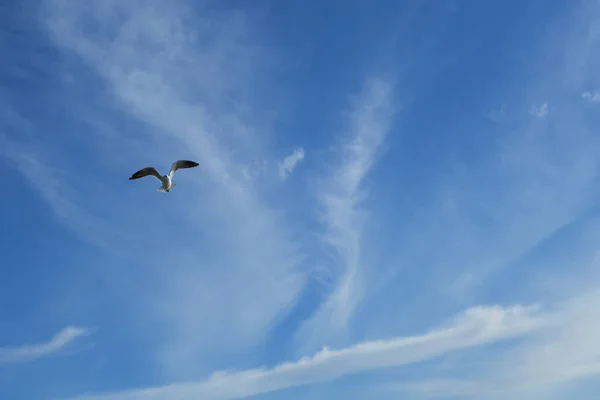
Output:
2,0,600,399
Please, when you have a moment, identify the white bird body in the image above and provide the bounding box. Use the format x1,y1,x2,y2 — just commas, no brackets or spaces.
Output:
156,174,174,192
129,159,199,192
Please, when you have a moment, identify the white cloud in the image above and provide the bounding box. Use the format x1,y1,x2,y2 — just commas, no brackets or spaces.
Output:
0,326,89,364
294,77,397,346
582,90,600,102
13,0,600,398
529,102,548,118
64,305,542,400
278,148,305,180
40,0,306,377
394,287,600,399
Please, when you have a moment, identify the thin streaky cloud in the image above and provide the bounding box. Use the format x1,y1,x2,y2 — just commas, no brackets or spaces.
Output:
64,305,542,400
0,326,89,364
296,77,397,345
391,287,600,399
41,0,307,376
4,0,600,399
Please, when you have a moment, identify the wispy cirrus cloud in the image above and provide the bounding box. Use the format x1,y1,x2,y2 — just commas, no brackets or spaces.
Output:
434,0,600,298
63,304,541,400
365,2,600,397
5,0,600,399
394,286,600,399
0,326,89,364
295,77,397,346
37,0,306,377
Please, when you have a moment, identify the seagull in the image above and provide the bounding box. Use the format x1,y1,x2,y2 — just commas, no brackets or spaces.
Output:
129,159,199,192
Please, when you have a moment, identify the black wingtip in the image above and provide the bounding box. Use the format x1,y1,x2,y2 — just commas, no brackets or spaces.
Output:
180,160,199,168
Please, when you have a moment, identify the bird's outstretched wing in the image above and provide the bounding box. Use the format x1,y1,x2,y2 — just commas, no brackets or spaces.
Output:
169,160,199,178
129,167,162,181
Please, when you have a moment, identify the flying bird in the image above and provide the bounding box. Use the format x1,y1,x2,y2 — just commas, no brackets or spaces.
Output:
129,159,199,192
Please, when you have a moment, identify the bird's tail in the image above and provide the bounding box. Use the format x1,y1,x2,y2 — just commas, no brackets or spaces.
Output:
157,187,167,192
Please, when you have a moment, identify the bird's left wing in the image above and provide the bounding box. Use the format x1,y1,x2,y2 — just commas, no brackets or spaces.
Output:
169,159,199,178
129,167,162,181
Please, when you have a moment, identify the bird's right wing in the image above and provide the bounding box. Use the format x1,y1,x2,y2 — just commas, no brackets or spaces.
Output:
129,167,162,181
168,159,199,178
